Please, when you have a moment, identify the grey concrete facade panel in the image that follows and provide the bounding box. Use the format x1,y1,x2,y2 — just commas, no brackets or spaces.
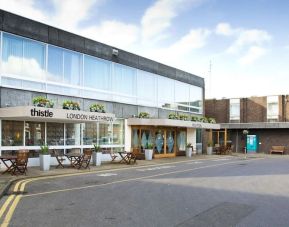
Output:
0,9,204,88
138,57,159,74
3,11,48,43
158,109,173,119
138,106,159,118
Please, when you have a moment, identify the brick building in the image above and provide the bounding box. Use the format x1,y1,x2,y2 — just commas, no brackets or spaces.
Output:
205,95,289,154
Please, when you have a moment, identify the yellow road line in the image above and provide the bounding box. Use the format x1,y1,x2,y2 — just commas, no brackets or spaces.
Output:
0,195,22,227
23,158,262,198
0,195,15,220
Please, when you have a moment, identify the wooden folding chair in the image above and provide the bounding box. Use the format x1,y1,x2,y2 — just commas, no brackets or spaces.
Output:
12,150,29,175
53,149,66,168
78,149,92,169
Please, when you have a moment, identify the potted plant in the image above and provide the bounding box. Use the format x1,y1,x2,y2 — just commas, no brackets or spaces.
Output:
186,143,193,157
138,112,150,118
92,144,102,166
207,141,213,155
33,96,54,108
63,100,80,110
90,104,105,113
40,144,51,171
145,143,154,160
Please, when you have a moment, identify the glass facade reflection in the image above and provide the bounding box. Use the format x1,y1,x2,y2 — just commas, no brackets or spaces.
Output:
1,32,203,114
1,120,24,146
25,122,45,146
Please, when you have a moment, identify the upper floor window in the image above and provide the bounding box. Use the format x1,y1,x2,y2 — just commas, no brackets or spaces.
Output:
2,33,45,80
230,99,240,121
267,96,279,121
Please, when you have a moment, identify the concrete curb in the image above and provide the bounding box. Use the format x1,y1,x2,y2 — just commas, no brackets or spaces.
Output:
0,178,19,200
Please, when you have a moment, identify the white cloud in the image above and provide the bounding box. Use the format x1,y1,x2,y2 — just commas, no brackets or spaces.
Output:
238,46,267,65
51,0,101,31
215,22,237,36
81,21,139,48
141,0,202,43
227,29,271,54
0,0,48,22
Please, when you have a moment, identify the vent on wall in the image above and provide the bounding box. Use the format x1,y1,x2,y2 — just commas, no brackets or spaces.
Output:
112,49,119,56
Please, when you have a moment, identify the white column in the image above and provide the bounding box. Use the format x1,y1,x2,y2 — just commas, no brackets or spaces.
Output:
124,119,131,152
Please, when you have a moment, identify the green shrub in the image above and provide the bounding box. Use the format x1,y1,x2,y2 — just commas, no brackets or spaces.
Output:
63,100,80,110
139,112,150,118
33,96,54,108
90,104,105,113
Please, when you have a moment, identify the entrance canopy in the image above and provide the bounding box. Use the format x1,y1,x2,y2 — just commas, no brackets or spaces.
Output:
127,118,220,129
0,106,115,123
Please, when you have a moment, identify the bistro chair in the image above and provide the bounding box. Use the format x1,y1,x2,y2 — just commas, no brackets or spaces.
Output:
78,149,92,169
53,149,66,168
12,150,29,175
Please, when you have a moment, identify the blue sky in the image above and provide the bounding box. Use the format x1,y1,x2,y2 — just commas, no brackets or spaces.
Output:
0,0,288,99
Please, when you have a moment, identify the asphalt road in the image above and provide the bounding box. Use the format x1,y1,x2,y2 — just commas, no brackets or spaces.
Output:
1,156,289,227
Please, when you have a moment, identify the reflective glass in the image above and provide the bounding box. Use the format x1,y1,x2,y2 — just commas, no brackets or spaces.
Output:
2,33,45,79
112,64,136,96
99,123,112,145
230,99,240,120
66,123,81,145
84,55,110,90
157,76,174,108
1,121,24,146
47,123,64,146
47,46,63,82
189,85,203,113
175,81,189,111
113,119,124,145
83,122,98,145
25,122,45,146
64,50,81,85
137,70,157,106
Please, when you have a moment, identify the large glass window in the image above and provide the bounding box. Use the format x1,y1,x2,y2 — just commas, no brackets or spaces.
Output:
25,122,45,146
47,123,64,146
2,33,45,79
189,85,203,114
47,46,81,85
113,119,124,145
158,76,174,109
175,81,190,111
137,71,157,106
83,122,98,145
267,96,279,121
230,99,240,121
1,121,24,146
66,123,81,145
84,55,110,90
99,123,113,145
112,64,136,96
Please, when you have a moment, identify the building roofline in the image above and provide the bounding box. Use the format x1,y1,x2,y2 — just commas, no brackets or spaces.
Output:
0,9,204,88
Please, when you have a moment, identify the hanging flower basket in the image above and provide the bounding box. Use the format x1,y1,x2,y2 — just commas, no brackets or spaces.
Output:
63,100,80,110
89,104,105,113
33,96,54,108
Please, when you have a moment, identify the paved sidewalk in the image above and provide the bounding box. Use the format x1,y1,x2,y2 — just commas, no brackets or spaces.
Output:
0,153,274,198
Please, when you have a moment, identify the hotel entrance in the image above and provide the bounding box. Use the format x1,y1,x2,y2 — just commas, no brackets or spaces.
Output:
131,126,187,158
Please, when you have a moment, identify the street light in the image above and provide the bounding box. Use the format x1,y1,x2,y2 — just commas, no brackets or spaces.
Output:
242,129,249,158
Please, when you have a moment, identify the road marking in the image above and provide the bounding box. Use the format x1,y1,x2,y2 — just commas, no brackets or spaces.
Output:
211,158,230,161
186,161,203,164
22,158,264,198
0,195,15,219
97,173,118,177
1,195,22,227
136,165,175,172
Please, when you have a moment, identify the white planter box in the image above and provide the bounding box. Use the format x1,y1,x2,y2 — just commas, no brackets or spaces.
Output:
40,154,51,171
145,149,153,160
93,152,102,166
207,147,213,155
186,147,192,157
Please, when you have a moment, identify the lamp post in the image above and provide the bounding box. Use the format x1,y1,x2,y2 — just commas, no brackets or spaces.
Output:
242,129,249,158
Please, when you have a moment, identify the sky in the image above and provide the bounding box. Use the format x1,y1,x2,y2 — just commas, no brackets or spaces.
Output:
0,0,289,99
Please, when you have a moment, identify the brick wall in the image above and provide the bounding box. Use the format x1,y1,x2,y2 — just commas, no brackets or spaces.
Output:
205,99,229,123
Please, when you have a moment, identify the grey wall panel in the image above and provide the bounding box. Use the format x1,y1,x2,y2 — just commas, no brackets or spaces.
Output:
117,50,139,69
138,57,159,74
1,88,45,107
46,94,83,110
138,106,159,118
48,27,59,46
158,109,173,119
0,10,3,31
3,11,48,43
113,103,138,118
158,63,177,80
57,30,85,53
84,39,112,61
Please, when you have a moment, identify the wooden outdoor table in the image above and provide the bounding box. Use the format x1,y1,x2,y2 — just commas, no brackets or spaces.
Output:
65,153,82,168
117,151,136,164
0,155,17,174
